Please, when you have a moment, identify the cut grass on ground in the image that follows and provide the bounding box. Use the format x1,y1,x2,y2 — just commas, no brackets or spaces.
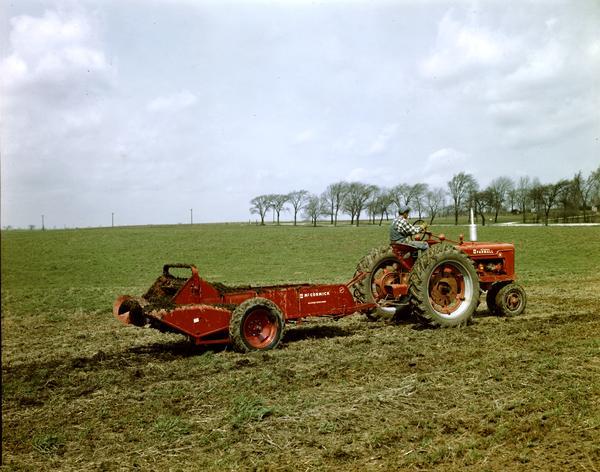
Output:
2,224,599,470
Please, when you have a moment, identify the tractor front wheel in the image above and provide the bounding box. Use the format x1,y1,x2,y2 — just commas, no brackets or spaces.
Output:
495,283,527,317
408,243,479,327
229,298,285,353
485,282,507,315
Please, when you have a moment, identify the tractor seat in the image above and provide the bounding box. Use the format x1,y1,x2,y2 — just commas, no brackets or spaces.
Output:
390,242,417,259
390,241,414,251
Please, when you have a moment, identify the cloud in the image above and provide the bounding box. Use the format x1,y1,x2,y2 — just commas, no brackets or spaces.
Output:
419,6,600,151
2,1,598,228
0,9,117,227
293,128,317,144
345,166,398,186
423,148,468,187
505,41,566,87
367,123,400,155
419,11,514,83
0,10,110,92
146,90,198,113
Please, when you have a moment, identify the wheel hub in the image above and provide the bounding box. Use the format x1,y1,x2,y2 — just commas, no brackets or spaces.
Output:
506,292,521,310
429,265,466,314
243,310,276,348
373,268,401,300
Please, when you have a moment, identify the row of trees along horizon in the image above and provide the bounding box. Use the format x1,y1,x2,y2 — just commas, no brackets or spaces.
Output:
250,167,600,227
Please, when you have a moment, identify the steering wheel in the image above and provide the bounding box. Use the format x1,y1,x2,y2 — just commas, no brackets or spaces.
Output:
411,219,431,241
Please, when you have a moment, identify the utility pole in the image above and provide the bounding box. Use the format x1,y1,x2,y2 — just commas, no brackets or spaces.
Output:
111,212,114,228
190,208,193,225
41,214,45,230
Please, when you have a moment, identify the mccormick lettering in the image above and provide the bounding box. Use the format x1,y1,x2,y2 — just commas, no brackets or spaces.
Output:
300,291,330,299
473,248,494,255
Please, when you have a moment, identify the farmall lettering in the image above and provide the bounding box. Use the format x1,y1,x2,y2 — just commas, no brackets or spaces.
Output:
473,248,494,255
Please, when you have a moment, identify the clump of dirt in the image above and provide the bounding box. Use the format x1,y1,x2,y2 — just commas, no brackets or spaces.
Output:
141,275,188,311
143,275,186,300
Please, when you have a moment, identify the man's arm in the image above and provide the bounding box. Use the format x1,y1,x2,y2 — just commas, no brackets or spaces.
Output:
395,218,421,236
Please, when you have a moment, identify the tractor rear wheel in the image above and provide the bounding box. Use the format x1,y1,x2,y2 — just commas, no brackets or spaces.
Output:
495,283,527,317
408,243,479,327
354,245,404,321
229,298,285,353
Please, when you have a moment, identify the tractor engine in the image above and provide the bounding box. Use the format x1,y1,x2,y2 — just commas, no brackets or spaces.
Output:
456,241,515,290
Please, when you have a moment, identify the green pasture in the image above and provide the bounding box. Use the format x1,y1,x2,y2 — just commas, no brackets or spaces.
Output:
2,223,599,470
2,222,598,317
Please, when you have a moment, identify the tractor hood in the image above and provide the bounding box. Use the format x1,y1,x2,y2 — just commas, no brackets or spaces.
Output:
457,241,515,258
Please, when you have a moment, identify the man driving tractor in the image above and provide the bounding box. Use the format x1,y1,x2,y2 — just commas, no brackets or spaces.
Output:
390,207,429,251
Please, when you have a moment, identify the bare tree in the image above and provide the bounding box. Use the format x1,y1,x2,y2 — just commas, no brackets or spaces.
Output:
390,183,415,211
448,173,478,225
507,188,518,213
375,188,394,225
515,176,531,222
488,176,514,223
366,190,380,225
572,170,598,222
366,187,392,225
268,194,289,225
473,189,493,226
591,166,600,209
411,183,429,219
425,188,445,224
343,182,377,226
250,195,270,225
303,194,325,227
287,190,309,226
538,180,570,225
322,182,349,226
529,179,544,223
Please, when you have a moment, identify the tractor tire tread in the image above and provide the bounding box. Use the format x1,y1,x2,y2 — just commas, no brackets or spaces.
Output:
353,244,397,321
408,243,479,328
486,282,507,315
495,283,527,317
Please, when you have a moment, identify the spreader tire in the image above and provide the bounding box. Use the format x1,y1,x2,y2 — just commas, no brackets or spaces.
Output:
354,245,402,321
485,282,506,315
408,243,479,327
495,283,527,317
229,298,285,353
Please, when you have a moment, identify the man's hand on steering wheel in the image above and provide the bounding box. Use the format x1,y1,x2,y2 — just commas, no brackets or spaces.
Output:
412,219,430,241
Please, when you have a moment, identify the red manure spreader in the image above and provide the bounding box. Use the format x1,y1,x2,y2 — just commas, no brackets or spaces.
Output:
113,228,526,352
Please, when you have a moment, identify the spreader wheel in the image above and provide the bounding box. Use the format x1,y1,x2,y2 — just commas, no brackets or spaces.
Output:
494,283,527,317
354,245,404,321
408,243,479,327
229,298,285,353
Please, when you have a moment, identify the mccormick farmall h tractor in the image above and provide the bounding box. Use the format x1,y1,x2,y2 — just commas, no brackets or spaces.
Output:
113,224,526,352
352,223,527,326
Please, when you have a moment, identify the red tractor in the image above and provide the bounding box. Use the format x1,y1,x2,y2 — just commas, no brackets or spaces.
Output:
113,228,526,352
353,225,526,326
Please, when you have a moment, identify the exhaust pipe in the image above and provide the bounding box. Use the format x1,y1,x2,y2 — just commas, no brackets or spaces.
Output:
113,296,147,327
469,208,478,242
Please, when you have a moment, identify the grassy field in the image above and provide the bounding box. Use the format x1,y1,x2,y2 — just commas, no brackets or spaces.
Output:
2,222,599,471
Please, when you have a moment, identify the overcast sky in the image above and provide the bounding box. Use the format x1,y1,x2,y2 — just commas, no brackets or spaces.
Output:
1,0,599,228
